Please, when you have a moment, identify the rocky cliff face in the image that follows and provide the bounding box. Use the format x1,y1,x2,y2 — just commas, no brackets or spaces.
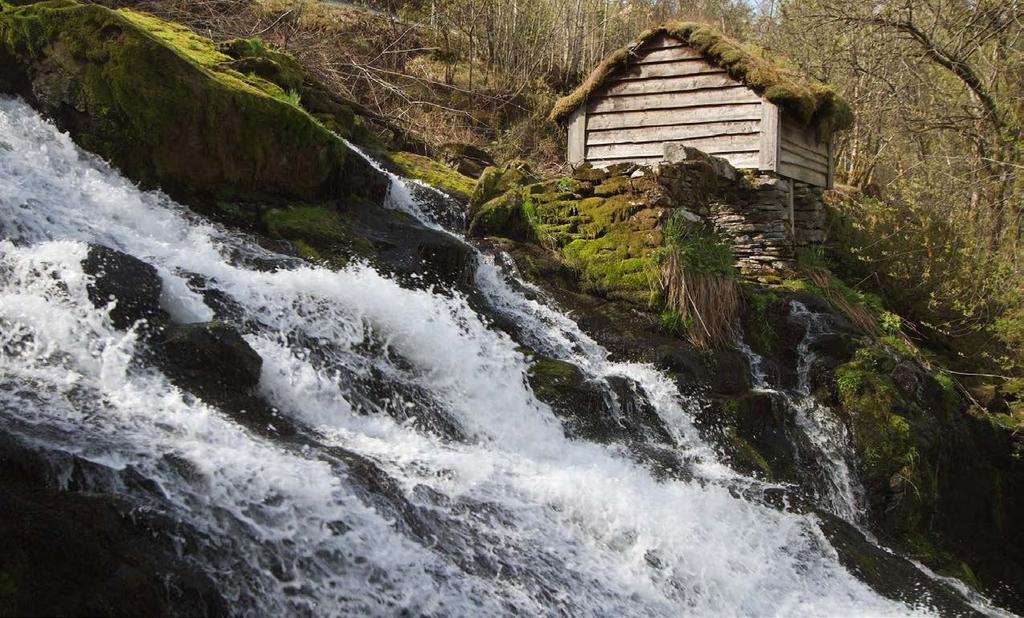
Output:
1,2,1022,614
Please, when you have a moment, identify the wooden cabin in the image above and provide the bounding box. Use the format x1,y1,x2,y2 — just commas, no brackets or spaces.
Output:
551,24,852,189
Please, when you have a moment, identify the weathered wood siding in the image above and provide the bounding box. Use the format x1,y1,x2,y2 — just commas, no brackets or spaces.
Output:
581,33,764,170
778,114,831,187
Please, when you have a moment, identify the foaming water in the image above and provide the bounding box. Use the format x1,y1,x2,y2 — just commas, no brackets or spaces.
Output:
0,96,929,615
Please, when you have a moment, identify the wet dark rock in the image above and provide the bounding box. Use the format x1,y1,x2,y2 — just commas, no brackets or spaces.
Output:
82,244,168,332
819,513,983,617
159,321,262,397
407,182,467,232
527,354,685,476
153,321,296,437
707,348,751,396
731,391,800,480
366,213,476,290
0,432,227,617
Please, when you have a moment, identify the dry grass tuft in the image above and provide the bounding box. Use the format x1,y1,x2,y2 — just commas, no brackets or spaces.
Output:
801,267,883,337
660,250,742,349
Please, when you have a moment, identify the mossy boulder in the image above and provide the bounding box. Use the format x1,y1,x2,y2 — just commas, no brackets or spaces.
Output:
388,151,476,201
0,1,384,206
527,353,682,476
439,142,494,178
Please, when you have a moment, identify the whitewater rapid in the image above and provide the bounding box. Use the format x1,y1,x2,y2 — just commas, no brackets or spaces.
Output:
0,96,933,616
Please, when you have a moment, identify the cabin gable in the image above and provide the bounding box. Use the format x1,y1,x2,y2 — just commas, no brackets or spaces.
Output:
566,33,835,188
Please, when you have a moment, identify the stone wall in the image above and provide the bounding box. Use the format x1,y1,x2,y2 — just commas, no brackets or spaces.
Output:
652,145,826,275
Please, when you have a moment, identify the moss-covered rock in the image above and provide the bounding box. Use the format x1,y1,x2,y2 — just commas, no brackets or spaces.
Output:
831,340,1024,607
0,1,384,206
388,151,477,200
439,142,494,178
468,161,670,305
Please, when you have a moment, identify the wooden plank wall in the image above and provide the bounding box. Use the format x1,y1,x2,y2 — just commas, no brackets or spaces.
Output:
583,34,764,169
778,116,830,187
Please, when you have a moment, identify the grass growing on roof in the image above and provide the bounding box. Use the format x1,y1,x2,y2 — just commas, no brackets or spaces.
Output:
550,21,853,137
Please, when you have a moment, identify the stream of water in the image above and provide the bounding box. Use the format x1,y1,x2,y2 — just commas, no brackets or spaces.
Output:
0,95,972,616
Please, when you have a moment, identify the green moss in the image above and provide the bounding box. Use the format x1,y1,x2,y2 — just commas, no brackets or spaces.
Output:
743,287,780,352
291,238,322,261
528,356,580,401
470,160,538,217
834,346,917,482
726,427,773,478
388,151,476,200
262,205,369,261
551,21,853,136
0,1,359,204
593,175,635,197
468,188,537,241
562,233,658,304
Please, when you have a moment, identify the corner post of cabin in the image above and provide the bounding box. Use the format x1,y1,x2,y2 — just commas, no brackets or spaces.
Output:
758,101,780,173
827,137,835,189
567,107,587,165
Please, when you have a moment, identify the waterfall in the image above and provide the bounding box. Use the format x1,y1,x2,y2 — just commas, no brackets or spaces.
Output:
737,302,864,523
0,95,943,616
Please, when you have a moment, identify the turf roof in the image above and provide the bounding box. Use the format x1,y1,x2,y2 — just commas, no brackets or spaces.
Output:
550,22,853,136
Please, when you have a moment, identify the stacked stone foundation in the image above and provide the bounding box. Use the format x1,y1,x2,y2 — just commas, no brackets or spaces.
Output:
649,146,826,276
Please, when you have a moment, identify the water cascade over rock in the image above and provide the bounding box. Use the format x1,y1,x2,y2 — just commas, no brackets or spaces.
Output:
0,95,1012,617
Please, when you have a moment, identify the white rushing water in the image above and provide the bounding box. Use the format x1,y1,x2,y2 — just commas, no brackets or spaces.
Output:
738,302,865,523
0,96,934,616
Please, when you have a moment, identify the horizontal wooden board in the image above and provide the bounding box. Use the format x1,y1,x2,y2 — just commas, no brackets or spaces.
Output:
635,46,703,63
780,134,827,160
586,133,760,159
780,118,827,151
780,144,828,174
590,156,663,168
718,153,760,169
600,72,737,97
778,160,828,186
612,58,723,81
586,102,763,131
588,86,761,114
589,151,761,169
586,121,760,146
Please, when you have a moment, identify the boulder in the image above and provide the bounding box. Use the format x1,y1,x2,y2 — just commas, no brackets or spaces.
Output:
441,142,495,179
157,322,262,403
0,1,386,208
0,432,227,617
81,244,167,332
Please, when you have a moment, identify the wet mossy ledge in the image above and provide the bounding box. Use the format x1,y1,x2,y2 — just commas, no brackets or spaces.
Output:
0,0,384,207
387,151,477,201
468,159,743,348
